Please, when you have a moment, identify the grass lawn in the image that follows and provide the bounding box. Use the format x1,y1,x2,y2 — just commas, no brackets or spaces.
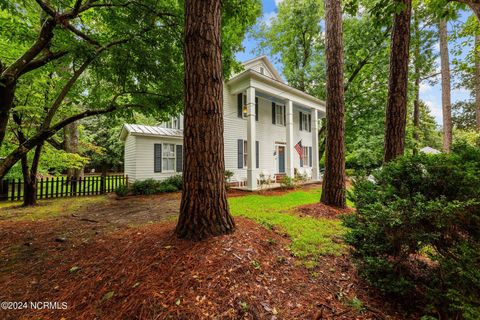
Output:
229,187,348,265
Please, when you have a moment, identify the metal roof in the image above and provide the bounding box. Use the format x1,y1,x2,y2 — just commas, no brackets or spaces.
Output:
120,124,183,140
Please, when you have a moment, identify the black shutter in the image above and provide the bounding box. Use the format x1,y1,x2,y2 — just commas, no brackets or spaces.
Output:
237,139,244,169
176,145,183,172
255,97,259,121
308,114,312,132
154,144,162,172
237,93,243,118
272,102,276,124
309,146,312,167
256,141,259,169
283,105,286,125
299,111,303,131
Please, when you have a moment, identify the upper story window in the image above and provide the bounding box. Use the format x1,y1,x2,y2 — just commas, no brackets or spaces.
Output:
260,67,265,75
275,104,285,125
300,111,311,132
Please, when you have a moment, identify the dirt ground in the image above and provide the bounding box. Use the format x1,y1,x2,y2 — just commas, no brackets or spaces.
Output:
0,190,416,320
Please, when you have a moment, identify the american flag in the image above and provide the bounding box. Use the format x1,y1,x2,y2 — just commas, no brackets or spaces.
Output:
294,140,303,160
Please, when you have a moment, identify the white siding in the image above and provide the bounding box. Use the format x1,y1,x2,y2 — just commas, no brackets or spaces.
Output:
130,135,183,182
124,134,136,180
223,87,314,183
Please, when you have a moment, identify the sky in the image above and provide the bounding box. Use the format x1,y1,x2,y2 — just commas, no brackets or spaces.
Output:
235,0,475,125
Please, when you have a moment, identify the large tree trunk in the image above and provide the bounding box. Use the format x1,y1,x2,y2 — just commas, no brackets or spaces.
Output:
175,0,235,240
320,0,346,208
439,19,452,152
475,30,480,130
0,79,16,149
384,0,412,162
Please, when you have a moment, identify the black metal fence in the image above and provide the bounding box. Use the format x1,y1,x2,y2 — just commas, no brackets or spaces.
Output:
0,175,127,202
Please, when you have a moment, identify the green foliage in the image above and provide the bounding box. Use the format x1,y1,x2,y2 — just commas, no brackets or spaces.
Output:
130,178,180,195
115,185,129,197
163,175,183,191
280,175,295,189
343,146,480,318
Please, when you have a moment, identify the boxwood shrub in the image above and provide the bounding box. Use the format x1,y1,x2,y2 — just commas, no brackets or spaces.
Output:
343,143,480,319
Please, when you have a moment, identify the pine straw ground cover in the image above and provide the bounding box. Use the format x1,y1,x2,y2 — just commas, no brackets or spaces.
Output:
0,188,413,319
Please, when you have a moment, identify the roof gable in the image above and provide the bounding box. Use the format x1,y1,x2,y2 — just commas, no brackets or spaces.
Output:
241,56,283,83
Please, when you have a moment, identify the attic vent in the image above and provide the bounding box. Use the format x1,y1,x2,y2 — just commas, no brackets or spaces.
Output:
260,67,264,75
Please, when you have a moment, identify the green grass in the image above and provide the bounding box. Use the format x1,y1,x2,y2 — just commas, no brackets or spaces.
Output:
0,196,108,221
229,188,348,260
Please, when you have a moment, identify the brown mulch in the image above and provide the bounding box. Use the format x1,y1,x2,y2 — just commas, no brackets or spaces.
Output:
296,202,354,219
0,217,413,320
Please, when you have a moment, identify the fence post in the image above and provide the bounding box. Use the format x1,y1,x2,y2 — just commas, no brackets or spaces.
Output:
0,179,8,202
100,174,106,194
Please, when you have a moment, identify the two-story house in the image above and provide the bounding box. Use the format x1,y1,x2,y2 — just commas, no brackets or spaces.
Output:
119,56,326,191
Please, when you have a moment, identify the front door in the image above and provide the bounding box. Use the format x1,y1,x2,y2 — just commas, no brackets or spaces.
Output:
277,146,285,173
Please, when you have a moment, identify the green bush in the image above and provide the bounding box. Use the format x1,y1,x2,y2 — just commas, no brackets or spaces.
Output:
163,174,183,190
343,145,480,319
158,183,178,193
280,175,295,189
115,185,129,197
131,179,162,195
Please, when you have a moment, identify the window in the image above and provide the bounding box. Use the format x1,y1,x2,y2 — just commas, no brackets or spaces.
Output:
242,94,248,118
162,143,175,171
300,112,312,132
275,104,285,125
260,67,265,75
243,140,248,168
303,147,310,167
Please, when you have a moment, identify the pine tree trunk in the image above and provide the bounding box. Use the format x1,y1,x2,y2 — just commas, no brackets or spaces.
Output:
439,19,452,152
384,0,412,162
475,31,480,130
320,0,346,208
176,0,235,240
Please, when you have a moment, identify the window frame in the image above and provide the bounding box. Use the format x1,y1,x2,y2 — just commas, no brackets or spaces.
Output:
303,146,310,167
243,140,248,168
275,104,285,126
162,143,176,172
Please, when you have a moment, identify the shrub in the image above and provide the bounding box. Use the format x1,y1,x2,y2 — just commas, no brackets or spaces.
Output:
163,175,183,190
158,183,178,193
280,175,295,189
343,147,480,319
115,185,129,197
130,179,162,195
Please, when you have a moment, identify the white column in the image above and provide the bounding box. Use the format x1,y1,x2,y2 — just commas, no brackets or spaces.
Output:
246,86,257,190
311,108,320,181
286,100,294,177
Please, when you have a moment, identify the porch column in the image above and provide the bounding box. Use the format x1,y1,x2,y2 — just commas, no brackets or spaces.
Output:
246,86,257,190
311,108,320,181
286,99,294,177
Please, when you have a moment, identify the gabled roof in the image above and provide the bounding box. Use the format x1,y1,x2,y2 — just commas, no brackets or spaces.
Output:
120,124,183,141
241,55,284,83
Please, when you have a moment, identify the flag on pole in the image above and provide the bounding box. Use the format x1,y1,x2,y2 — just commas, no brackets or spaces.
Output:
294,140,303,160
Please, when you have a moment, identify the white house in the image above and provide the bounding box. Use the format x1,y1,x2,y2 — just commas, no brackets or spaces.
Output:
120,56,326,191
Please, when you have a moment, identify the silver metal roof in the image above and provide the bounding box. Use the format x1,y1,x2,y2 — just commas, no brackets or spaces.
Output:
122,124,183,139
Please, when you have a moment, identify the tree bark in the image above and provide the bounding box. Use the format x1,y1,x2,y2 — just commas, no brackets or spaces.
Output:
439,19,452,152
175,0,235,240
64,122,83,194
320,0,346,208
0,79,16,149
384,0,412,162
475,30,480,130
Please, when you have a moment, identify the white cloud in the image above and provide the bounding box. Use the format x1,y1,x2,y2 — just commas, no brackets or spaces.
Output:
424,99,443,122
419,82,431,94
274,0,284,6
259,11,277,27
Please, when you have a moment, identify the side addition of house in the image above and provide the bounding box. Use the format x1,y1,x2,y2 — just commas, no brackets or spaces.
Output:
120,56,326,191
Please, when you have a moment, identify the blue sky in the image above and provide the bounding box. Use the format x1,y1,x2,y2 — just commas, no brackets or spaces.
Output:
235,0,475,125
